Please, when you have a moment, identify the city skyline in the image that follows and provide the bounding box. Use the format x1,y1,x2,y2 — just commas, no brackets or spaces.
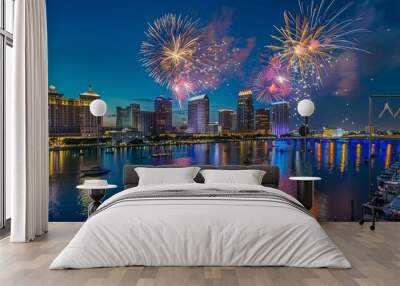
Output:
48,85,283,136
47,84,400,138
47,0,400,130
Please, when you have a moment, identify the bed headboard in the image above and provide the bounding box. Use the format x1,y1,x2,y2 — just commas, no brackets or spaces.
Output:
123,165,280,189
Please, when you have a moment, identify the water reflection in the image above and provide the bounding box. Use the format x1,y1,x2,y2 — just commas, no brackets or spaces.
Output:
49,139,400,222
316,142,322,170
356,144,361,172
385,144,392,169
328,141,335,172
340,143,347,174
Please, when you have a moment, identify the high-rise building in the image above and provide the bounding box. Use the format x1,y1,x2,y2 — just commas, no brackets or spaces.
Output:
271,101,289,137
237,90,254,131
187,94,209,133
139,111,155,137
48,85,81,136
231,112,237,131
131,104,140,130
79,86,102,137
116,107,131,129
218,109,234,133
154,96,172,135
48,85,101,137
255,108,271,134
116,104,140,130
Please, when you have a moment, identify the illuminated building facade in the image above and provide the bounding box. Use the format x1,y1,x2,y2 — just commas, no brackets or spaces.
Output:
79,86,102,137
48,85,80,136
255,108,271,134
218,109,234,133
139,111,155,136
108,129,144,144
207,122,219,135
271,101,289,137
231,112,237,131
188,94,209,133
48,85,101,137
322,127,345,138
116,104,140,130
116,107,131,129
154,96,172,135
237,90,254,131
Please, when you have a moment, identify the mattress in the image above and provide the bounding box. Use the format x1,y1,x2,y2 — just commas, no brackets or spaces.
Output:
50,183,351,269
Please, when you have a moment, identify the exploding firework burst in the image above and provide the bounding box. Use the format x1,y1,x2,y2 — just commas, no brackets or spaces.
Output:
141,13,249,106
140,14,200,88
168,38,240,104
267,0,367,85
171,75,194,107
253,57,291,103
185,38,241,92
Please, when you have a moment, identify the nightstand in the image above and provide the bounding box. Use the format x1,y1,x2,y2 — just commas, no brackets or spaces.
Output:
289,177,321,210
77,180,117,216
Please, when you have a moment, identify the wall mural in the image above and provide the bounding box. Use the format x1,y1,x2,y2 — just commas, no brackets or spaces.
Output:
47,0,400,221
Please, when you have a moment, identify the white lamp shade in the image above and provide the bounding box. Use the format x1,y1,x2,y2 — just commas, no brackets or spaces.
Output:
297,99,315,117
90,99,107,117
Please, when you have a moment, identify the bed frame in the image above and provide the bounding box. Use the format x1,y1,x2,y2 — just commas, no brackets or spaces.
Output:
123,165,280,189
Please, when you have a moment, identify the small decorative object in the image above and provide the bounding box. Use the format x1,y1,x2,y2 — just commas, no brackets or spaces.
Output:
81,99,110,177
90,99,107,149
77,180,117,215
90,99,107,117
294,100,319,208
297,99,315,151
297,99,315,117
289,176,321,210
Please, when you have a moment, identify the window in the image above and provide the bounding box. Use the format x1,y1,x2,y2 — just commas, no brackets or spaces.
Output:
0,0,13,229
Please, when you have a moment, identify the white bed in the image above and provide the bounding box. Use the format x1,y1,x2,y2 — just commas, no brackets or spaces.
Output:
50,183,351,269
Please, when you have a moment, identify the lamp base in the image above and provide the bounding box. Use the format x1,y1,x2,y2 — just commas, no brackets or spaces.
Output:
298,125,310,137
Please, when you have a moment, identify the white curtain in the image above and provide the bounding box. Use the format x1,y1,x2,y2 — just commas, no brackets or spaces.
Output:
7,0,49,242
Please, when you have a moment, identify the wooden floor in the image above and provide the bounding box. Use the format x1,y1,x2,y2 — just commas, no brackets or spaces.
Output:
0,222,399,286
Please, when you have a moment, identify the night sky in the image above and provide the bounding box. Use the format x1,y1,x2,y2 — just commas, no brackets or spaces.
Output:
47,0,400,130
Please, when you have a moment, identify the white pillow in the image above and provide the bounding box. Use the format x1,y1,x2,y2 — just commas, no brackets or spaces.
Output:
135,167,201,186
200,169,266,185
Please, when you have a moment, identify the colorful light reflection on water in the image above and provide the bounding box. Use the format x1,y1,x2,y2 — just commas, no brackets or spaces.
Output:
49,139,400,222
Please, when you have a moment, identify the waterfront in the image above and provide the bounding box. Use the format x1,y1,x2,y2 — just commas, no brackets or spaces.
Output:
49,138,400,222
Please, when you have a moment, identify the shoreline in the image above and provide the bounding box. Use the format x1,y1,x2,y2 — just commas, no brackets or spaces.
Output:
48,136,400,151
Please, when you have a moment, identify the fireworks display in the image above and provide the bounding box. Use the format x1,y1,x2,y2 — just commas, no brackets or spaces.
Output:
253,57,291,103
140,1,367,107
267,0,367,86
140,14,199,89
189,39,241,92
141,13,244,105
171,74,194,107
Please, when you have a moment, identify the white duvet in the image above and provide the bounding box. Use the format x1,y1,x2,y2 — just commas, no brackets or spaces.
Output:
50,183,351,269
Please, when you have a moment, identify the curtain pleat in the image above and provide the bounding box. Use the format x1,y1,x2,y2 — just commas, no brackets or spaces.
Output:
10,0,48,242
